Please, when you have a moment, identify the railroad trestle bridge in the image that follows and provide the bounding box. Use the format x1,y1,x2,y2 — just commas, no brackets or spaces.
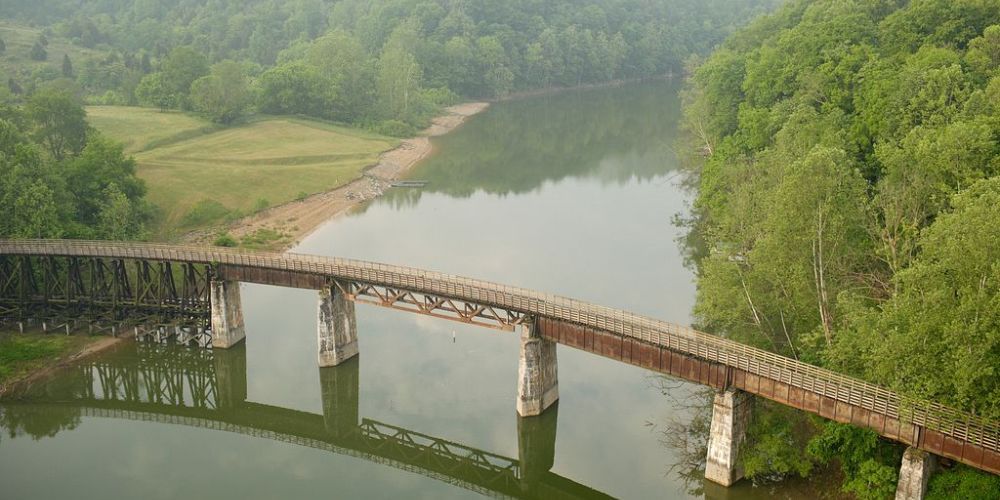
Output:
1,240,998,498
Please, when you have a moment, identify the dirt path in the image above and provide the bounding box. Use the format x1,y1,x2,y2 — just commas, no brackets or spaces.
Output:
186,102,489,251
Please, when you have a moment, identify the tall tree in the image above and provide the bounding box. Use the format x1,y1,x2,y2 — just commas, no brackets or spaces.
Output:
160,46,209,107
64,135,146,227
305,30,374,121
135,72,175,110
62,54,74,78
97,183,146,240
190,60,252,123
376,33,423,121
25,87,88,160
30,41,47,61
7,78,22,96
257,62,333,116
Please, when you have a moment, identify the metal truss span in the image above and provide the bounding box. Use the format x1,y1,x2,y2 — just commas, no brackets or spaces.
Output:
1,239,999,475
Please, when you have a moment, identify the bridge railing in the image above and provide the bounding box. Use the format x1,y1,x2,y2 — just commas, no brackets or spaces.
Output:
2,239,998,455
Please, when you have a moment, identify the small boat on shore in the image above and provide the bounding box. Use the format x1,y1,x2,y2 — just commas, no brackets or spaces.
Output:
390,180,430,188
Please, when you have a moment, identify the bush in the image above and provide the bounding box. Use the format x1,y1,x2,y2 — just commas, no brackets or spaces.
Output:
240,228,287,250
422,86,459,107
213,233,238,247
374,119,417,138
927,465,1000,500
295,191,309,201
253,198,270,212
90,90,127,106
181,199,230,227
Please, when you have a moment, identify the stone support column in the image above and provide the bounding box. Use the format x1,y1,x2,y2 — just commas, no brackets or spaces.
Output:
320,356,360,440
211,280,245,349
895,447,936,500
213,342,247,410
318,286,358,367
517,319,559,417
705,388,752,486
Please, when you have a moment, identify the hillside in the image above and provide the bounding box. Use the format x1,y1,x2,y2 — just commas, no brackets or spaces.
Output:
0,21,107,90
86,106,218,153
87,107,397,238
684,0,1000,496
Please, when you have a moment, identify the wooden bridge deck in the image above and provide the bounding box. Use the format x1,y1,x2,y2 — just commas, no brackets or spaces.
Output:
1,239,998,475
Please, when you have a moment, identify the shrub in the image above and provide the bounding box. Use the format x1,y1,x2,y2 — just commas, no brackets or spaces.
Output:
213,233,238,247
240,228,287,250
374,119,417,138
422,86,459,107
181,199,230,227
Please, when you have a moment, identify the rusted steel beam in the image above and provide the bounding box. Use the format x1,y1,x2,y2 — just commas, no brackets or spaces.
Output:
533,316,1000,475
343,279,526,331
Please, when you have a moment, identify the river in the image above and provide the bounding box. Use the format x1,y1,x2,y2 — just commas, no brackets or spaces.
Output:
0,81,827,499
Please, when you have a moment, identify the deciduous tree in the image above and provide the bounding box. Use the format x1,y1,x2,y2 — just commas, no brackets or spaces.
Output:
190,60,252,123
26,87,87,160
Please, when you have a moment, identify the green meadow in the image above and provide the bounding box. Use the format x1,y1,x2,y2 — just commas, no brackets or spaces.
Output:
88,107,397,237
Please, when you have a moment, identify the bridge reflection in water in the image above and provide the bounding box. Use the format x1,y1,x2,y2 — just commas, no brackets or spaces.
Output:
0,342,610,499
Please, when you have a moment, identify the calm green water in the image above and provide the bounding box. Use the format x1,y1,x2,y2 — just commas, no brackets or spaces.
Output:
0,81,828,499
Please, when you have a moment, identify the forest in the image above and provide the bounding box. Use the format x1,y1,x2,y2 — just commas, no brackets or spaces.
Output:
2,0,778,133
682,0,1000,498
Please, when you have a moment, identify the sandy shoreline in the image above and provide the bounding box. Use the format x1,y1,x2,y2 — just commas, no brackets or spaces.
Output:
186,102,489,251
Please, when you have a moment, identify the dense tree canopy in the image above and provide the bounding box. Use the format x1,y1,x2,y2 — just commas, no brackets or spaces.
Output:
683,0,1000,496
0,88,150,240
3,0,780,128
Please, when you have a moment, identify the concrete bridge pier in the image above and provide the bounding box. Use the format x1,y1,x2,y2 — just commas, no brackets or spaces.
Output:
213,342,248,410
211,280,246,348
895,447,936,500
317,286,358,367
320,356,360,439
705,388,752,486
518,402,558,491
517,319,559,417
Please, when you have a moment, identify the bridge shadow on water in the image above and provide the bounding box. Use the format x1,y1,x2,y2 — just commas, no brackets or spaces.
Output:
0,341,614,499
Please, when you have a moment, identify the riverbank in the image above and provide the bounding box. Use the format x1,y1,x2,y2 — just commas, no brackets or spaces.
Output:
186,102,489,252
0,331,127,398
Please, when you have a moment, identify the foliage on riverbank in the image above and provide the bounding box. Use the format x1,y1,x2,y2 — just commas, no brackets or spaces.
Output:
682,0,1000,496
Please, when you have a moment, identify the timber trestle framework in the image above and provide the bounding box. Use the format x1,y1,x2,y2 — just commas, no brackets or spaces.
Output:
0,251,213,342
1,239,999,475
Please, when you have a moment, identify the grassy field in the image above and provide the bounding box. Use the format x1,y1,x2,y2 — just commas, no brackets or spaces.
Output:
87,106,219,153
87,108,397,238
